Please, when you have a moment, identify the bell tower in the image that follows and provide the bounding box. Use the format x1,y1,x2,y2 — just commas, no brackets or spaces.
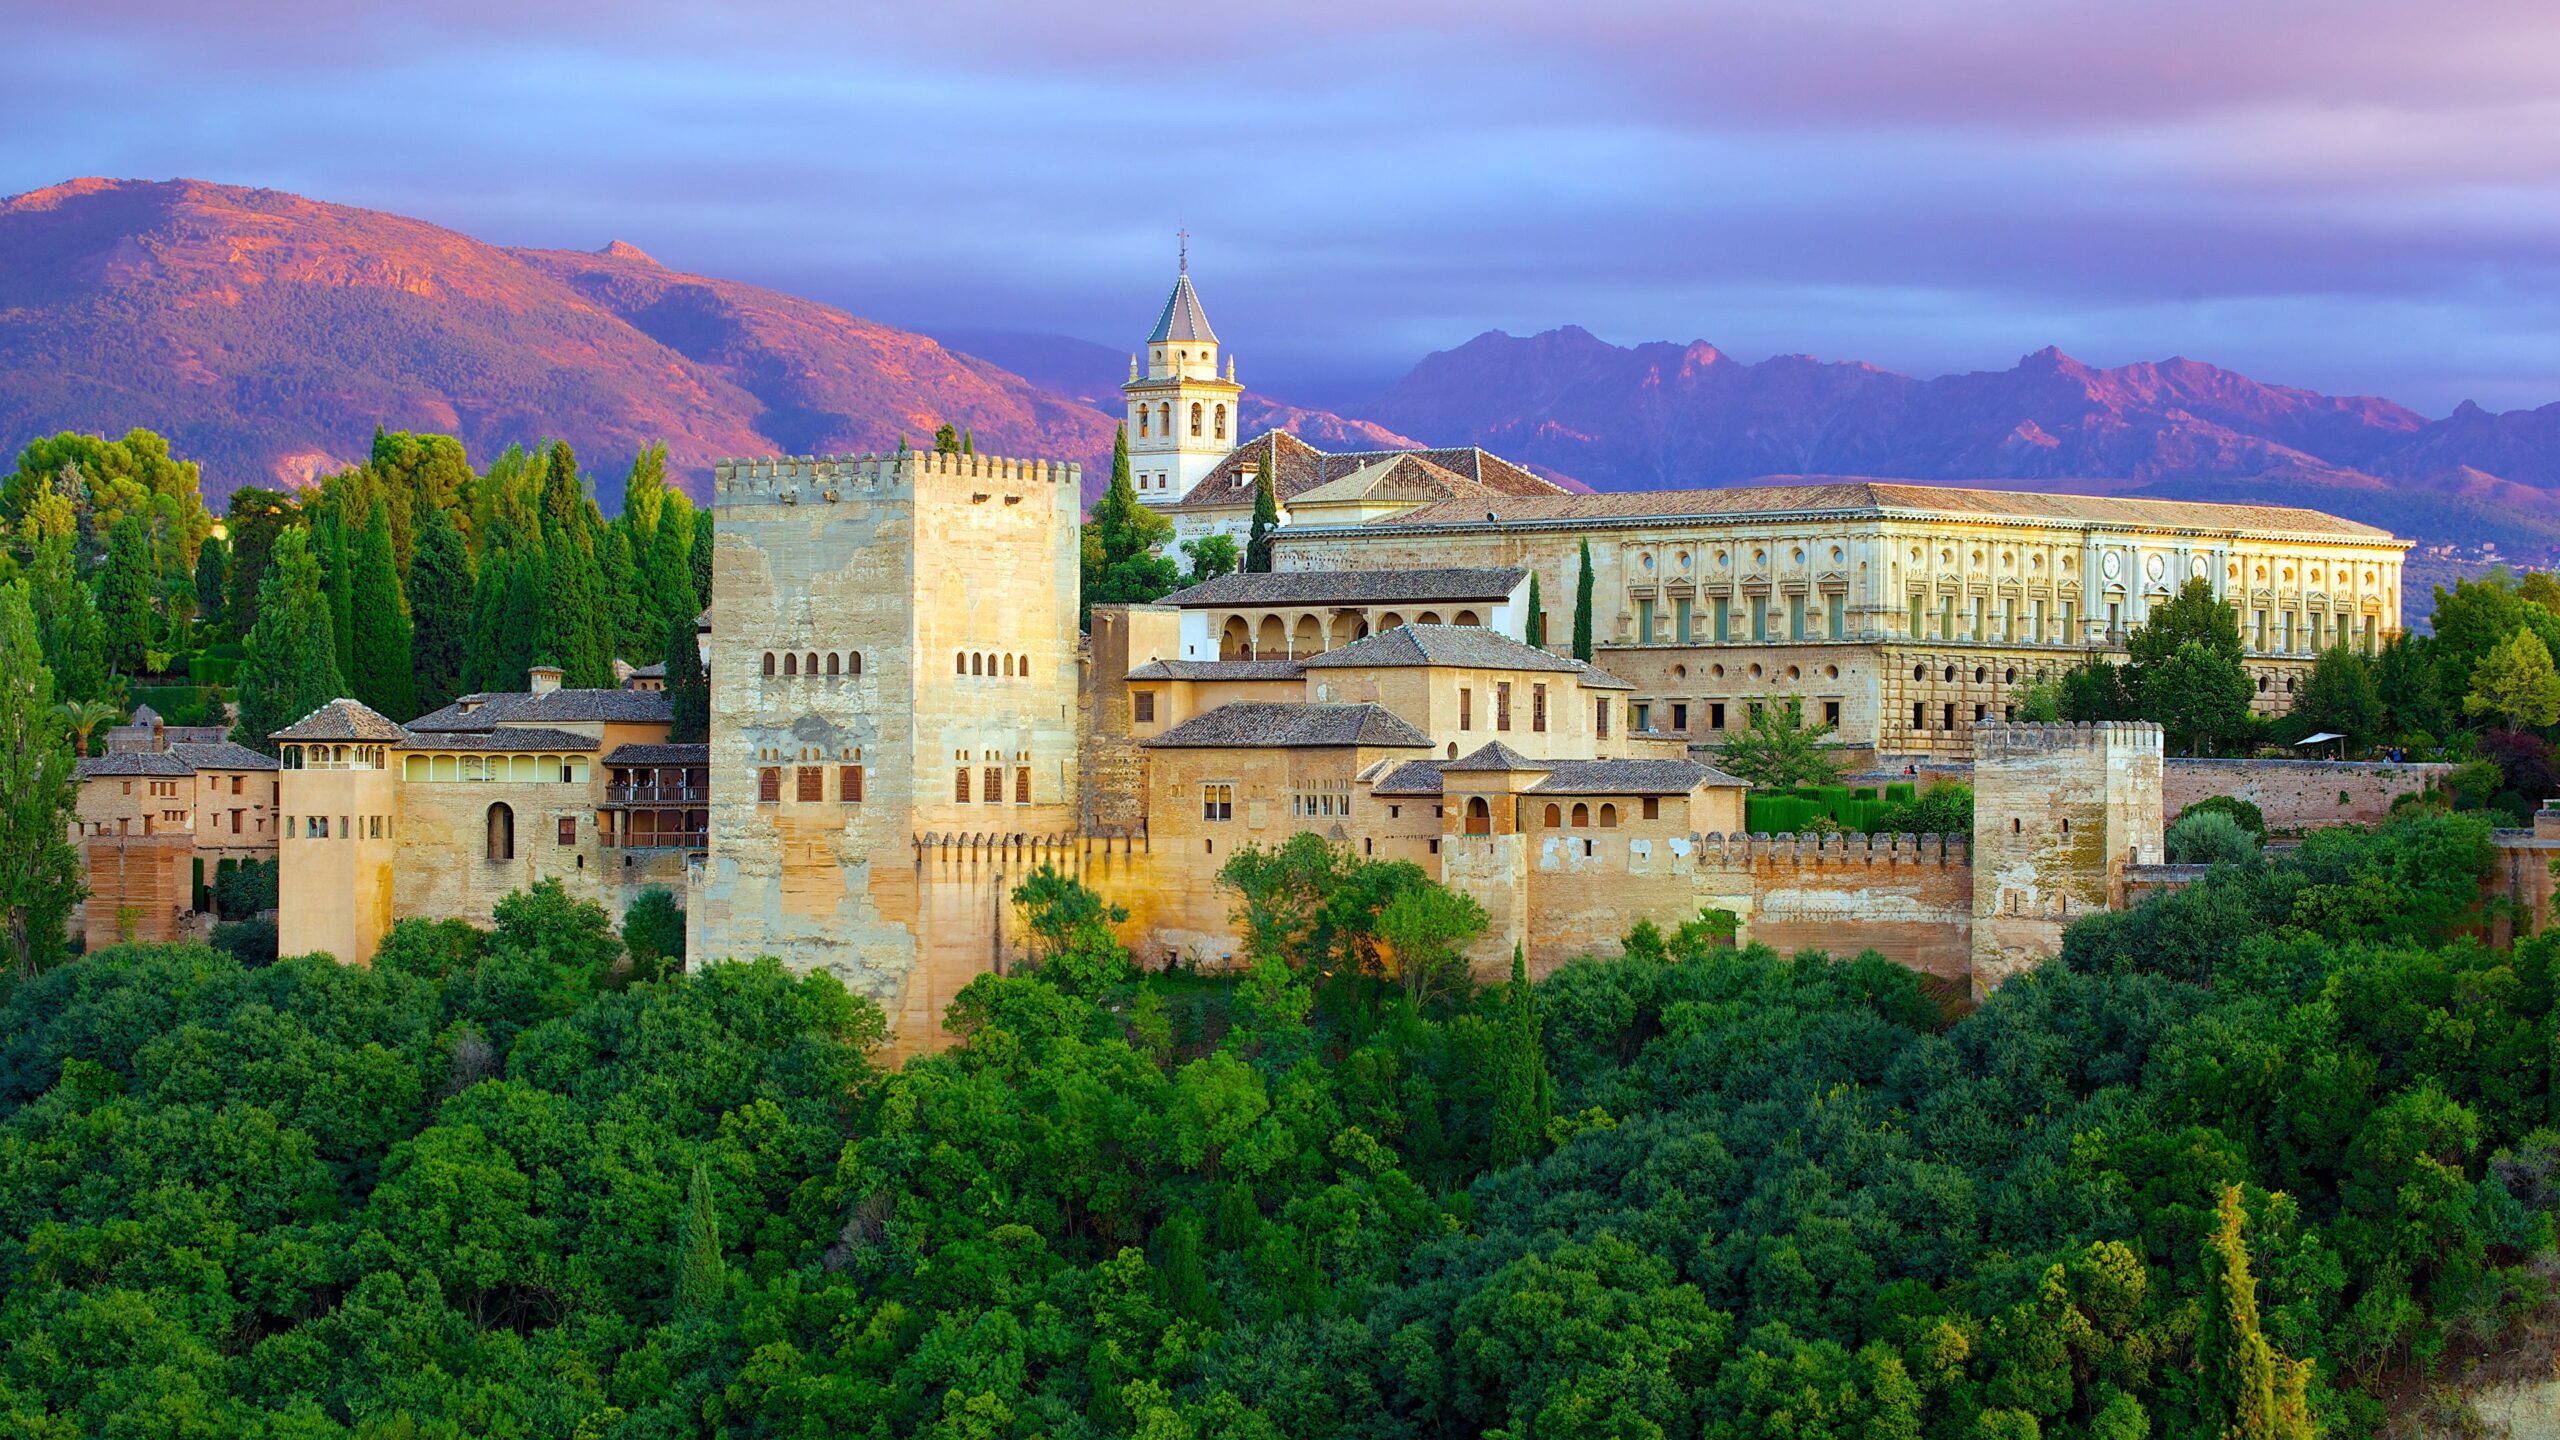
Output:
1123,234,1243,510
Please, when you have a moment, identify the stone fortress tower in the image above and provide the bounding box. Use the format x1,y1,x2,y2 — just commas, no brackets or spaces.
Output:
1969,719,2166,991
694,449,1082,1016
1123,238,1243,508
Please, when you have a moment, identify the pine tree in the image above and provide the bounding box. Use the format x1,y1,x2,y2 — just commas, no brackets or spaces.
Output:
1525,572,1546,649
675,1161,726,1321
318,512,355,687
1491,943,1550,1167
96,514,156,675
408,505,473,716
27,535,106,706
932,423,962,454
0,582,82,979
664,608,708,744
349,500,415,721
232,528,344,754
1571,537,1596,662
1245,449,1279,573
193,538,228,636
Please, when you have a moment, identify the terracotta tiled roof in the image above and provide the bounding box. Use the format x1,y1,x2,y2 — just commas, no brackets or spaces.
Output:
1125,659,1307,681
1156,568,1525,608
398,727,602,752
1141,702,1433,750
271,699,409,744
405,688,671,731
603,743,711,766
1353,479,2397,540
76,751,193,778
1524,758,1748,795
1570,661,1635,691
1300,624,1585,675
167,740,280,772
1168,430,1568,511
1369,761,1447,795
1442,741,1550,772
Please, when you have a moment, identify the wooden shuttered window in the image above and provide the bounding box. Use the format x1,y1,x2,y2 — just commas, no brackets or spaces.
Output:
840,766,862,802
797,767,823,802
955,768,971,803
757,767,781,803
1014,767,1031,804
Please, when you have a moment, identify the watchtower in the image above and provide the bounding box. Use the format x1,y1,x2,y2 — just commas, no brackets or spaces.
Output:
1970,719,2165,992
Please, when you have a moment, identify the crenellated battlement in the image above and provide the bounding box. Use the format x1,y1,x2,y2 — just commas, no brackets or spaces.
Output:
713,451,1083,503
913,827,1146,859
1694,831,1972,867
1971,718,2164,758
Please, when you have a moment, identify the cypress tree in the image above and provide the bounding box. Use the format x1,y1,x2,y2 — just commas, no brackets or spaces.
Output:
644,491,699,635
540,441,583,530
620,442,667,546
539,523,614,688
2199,1186,2315,1440
603,523,645,664
408,505,473,716
462,547,508,696
1571,537,1596,662
193,538,228,635
499,542,547,691
1245,448,1279,573
319,512,355,686
232,528,344,754
349,500,415,720
1525,572,1546,649
664,608,708,744
28,536,107,706
1490,943,1550,1167
690,508,713,616
0,581,82,979
96,514,156,675
675,1162,726,1321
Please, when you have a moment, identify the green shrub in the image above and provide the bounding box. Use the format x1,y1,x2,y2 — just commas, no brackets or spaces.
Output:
2166,809,2259,866
209,918,277,967
2174,795,2267,839
213,858,277,920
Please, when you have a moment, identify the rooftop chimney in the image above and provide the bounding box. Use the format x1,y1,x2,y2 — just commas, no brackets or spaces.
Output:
528,665,563,696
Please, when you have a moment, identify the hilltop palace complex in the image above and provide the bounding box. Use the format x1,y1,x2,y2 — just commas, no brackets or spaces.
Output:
78,260,2470,1053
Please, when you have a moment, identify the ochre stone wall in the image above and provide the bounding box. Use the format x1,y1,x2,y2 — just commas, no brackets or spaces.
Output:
1080,605,1179,832
2163,759,2449,832
275,766,400,964
81,834,191,948
1970,721,2164,993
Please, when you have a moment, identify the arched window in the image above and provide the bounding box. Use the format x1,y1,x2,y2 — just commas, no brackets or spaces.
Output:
783,653,797,676
1159,403,1170,435
970,654,982,676
1543,804,1562,828
826,652,839,676
1416,611,1442,626
1002,654,1014,677
1016,656,1029,681
1599,804,1618,829
763,652,775,676
1571,802,1589,827
850,652,862,676
1464,797,1491,835
486,802,515,862
956,652,966,674
1214,404,1227,440
1190,402,1203,437
805,652,818,676
1138,407,1150,438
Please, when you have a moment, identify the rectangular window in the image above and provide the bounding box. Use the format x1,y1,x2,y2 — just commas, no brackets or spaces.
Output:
1202,783,1233,822
1532,683,1548,732
840,766,863,802
2363,615,2376,653
1913,701,1926,730
1712,596,1730,642
1134,691,1156,723
1642,797,1660,821
1942,702,1956,730
2032,598,2046,640
2003,598,2018,642
1750,595,1769,642
2253,610,2268,652
1459,687,1473,730
1709,701,1727,730
231,775,243,794
1496,682,1512,731
1633,702,1651,732
1015,768,1031,804
759,767,781,803
1823,700,1841,727
2310,611,2325,651
1671,702,1689,732
955,768,971,803
1674,598,1693,643
1595,699,1610,739
1790,596,1808,641
311,816,327,838
1972,596,1987,639
1827,593,1845,639
1637,598,1655,645
558,816,577,846
983,767,1002,803
2063,599,2078,639
797,766,823,802
1940,595,1956,640
1909,593,1926,636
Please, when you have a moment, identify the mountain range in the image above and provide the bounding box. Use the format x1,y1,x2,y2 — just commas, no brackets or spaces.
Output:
5,177,2557,590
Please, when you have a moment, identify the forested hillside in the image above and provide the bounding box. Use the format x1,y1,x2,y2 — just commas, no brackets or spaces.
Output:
0,806,2551,1437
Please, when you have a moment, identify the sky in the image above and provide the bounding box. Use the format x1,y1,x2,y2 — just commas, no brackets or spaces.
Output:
7,0,2560,414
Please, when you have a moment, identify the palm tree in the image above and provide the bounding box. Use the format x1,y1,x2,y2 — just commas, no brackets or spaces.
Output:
57,699,120,757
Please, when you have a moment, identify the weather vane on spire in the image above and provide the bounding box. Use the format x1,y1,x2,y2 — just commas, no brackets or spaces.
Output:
1177,228,1189,274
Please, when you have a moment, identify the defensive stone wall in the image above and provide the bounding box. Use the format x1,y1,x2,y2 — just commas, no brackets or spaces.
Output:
2163,758,2449,832
1971,720,2165,993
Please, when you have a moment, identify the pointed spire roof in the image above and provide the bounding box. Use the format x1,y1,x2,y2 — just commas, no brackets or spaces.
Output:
1149,271,1217,344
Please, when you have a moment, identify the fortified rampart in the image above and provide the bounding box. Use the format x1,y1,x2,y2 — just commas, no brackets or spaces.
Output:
2162,757,2448,831
1970,720,2165,992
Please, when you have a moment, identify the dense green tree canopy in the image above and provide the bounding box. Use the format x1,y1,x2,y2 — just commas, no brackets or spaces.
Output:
231,527,344,752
